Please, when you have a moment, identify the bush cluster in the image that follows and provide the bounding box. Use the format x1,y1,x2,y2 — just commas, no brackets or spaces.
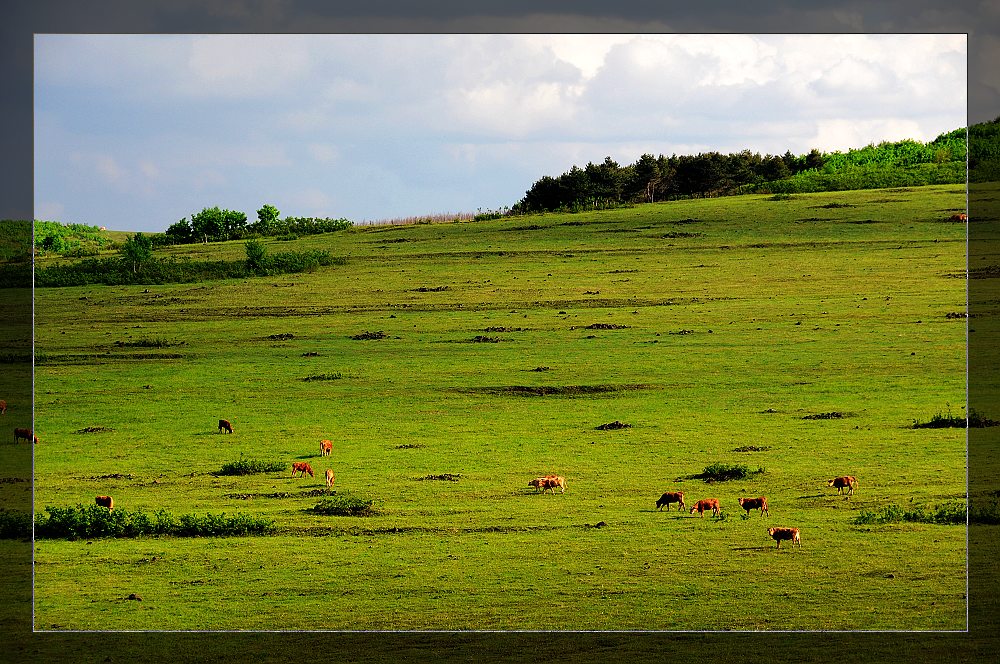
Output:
309,493,379,517
697,463,764,482
0,509,32,539
217,458,287,476
34,250,342,287
33,504,276,538
853,502,967,526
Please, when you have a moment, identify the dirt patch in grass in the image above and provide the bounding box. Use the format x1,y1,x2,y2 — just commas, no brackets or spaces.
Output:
417,474,462,482
456,384,652,397
350,330,388,340
266,333,294,341
409,286,449,292
528,366,551,372
504,225,546,231
76,426,114,434
395,443,424,449
582,323,629,330
483,326,526,332
659,232,703,239
847,219,881,225
802,412,849,420
596,420,631,430
470,335,503,343
733,445,771,452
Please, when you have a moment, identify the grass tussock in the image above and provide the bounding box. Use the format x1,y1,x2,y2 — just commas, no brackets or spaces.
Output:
301,373,344,382
459,384,651,397
33,504,276,538
912,408,1000,428
216,458,287,476
696,463,765,482
853,502,967,526
309,493,380,517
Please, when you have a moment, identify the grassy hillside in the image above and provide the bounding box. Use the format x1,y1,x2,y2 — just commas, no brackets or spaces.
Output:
29,184,973,631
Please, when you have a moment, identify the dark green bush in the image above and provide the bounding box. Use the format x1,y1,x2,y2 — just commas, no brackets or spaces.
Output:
697,463,764,482
217,458,287,476
310,493,379,517
33,504,273,538
0,509,32,539
853,502,967,526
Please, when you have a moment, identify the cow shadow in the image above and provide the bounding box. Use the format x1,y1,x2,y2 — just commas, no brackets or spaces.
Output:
731,546,772,552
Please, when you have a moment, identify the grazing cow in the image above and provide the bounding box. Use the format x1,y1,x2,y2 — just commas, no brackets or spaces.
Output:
291,462,314,478
218,419,234,434
690,498,721,518
656,491,685,511
528,477,547,492
0,400,6,415
827,476,858,496
768,526,801,549
738,496,769,517
320,440,333,457
542,475,567,494
949,213,968,222
325,468,335,488
95,495,114,511
13,427,36,444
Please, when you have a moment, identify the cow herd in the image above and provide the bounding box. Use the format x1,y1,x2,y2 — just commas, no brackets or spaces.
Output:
650,475,859,549
76,414,856,553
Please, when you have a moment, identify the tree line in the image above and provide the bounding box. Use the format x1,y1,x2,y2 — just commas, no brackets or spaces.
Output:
510,123,979,214
162,203,352,245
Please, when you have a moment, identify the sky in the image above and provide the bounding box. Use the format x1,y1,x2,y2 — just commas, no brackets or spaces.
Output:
34,33,967,232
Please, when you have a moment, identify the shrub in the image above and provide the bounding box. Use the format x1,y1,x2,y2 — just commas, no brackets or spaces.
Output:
853,502,967,526
33,504,273,538
0,509,32,539
217,458,287,476
310,493,379,517
697,463,764,482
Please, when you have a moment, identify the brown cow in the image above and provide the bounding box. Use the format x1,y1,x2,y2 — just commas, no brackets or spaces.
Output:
13,427,37,444
95,495,114,511
320,440,333,457
0,399,6,415
690,498,721,518
541,475,567,494
738,496,769,517
325,468,335,488
768,526,801,549
656,491,685,511
291,462,314,478
218,419,234,434
949,213,968,222
827,475,858,496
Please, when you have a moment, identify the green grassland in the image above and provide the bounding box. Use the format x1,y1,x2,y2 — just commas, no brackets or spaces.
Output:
31,185,970,631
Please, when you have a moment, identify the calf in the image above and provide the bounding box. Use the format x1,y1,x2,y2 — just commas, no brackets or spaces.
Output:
325,468,335,488
95,495,114,511
320,440,333,457
738,496,769,517
690,498,721,518
13,427,36,444
656,491,685,511
218,419,234,434
768,526,801,549
0,399,6,415
827,475,857,496
949,213,968,222
291,461,314,478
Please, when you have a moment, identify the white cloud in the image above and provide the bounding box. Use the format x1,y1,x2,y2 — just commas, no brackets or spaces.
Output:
34,33,971,232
